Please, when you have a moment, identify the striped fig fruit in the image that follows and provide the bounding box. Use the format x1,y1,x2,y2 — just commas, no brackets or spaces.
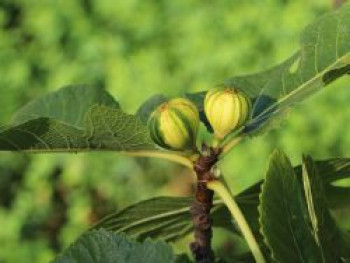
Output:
204,87,252,139
148,98,199,151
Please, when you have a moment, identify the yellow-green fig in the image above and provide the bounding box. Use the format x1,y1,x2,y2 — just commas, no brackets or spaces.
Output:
204,87,252,139
148,98,199,151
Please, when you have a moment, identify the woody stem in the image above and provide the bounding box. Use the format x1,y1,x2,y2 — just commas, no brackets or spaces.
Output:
190,147,220,263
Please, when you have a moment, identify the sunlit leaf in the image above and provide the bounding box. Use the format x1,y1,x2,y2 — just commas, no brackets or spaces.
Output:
13,85,120,126
0,86,158,152
188,4,350,137
233,4,350,135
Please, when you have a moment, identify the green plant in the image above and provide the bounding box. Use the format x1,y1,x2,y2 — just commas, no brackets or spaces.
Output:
0,3,350,263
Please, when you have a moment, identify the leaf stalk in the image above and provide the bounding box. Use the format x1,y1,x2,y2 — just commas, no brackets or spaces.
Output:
125,150,194,168
220,137,242,156
207,180,266,263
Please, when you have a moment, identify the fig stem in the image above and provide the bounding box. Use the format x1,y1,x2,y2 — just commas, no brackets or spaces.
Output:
125,150,193,168
207,180,266,263
220,136,242,155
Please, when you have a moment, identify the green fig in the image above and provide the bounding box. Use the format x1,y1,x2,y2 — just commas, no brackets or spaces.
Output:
148,98,199,151
204,87,252,139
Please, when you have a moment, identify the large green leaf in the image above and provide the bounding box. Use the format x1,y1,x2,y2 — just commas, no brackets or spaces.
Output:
259,151,350,263
259,150,322,263
91,191,262,243
234,4,350,135
91,197,235,242
53,229,175,263
0,86,158,152
92,197,196,242
0,105,156,152
84,105,156,151
13,85,120,126
302,155,350,262
189,4,350,136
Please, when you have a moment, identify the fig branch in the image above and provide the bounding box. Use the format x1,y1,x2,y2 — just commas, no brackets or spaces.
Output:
190,146,220,262
190,145,266,263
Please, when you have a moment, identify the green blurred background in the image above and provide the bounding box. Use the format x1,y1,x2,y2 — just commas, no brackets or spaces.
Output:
0,0,349,262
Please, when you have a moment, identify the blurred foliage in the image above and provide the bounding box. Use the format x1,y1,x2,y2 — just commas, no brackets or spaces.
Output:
0,0,349,262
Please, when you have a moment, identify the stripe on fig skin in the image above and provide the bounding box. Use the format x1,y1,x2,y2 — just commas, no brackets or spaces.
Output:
149,111,167,148
172,108,197,149
163,109,189,149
